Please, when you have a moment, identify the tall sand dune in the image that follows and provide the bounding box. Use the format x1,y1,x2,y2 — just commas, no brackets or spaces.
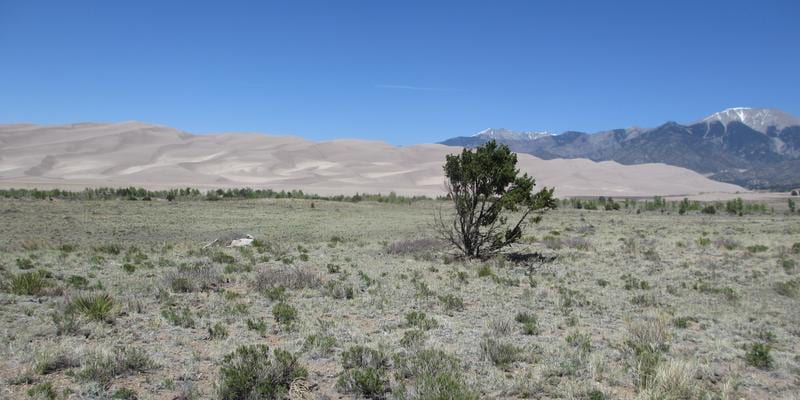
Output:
0,122,746,197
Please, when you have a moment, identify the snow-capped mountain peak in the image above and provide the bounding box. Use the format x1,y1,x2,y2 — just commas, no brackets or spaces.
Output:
472,128,553,140
700,107,800,133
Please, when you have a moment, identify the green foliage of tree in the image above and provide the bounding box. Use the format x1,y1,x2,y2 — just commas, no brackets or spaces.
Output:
435,140,555,258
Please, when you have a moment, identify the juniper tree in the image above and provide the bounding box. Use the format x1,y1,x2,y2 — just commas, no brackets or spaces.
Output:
435,140,555,258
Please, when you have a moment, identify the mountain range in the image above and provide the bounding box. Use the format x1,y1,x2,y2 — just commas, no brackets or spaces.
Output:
0,121,744,198
441,108,800,190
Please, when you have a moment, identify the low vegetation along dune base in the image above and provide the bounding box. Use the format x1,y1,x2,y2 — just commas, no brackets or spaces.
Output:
0,198,798,399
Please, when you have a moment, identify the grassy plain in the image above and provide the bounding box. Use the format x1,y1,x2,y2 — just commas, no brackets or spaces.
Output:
0,198,798,399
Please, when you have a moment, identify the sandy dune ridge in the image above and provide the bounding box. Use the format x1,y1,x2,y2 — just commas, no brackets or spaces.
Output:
0,121,746,197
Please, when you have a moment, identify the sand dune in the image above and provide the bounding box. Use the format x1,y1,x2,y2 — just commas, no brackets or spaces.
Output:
0,121,746,197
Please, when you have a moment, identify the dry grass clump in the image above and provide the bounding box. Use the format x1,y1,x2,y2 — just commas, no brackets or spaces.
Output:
637,359,697,400
77,346,157,387
163,263,221,292
481,337,524,367
33,344,80,375
253,266,321,293
625,314,673,390
384,237,443,258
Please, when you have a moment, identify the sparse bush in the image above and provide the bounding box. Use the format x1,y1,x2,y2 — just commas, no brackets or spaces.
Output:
394,349,478,400
747,244,768,253
69,293,116,322
164,264,221,293
400,329,428,348
272,302,297,326
385,237,442,258
34,346,79,375
791,242,800,254
325,280,354,300
210,251,236,264
745,342,773,369
246,318,268,336
714,238,740,250
774,278,800,298
217,344,307,400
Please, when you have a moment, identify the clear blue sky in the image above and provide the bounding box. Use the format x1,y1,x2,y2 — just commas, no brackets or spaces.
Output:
1,0,798,144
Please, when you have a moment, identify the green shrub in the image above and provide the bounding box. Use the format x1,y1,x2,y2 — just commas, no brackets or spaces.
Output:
217,345,307,400
246,318,268,336
27,382,57,400
745,342,773,369
325,280,355,300
7,271,49,296
438,294,465,312
208,322,229,340
394,349,478,400
400,329,427,348
15,257,35,270
792,242,800,254
405,311,439,330
263,286,288,302
302,333,336,356
337,346,390,399
69,293,116,322
477,264,494,278
66,275,89,289
161,306,195,328
59,243,79,253
210,251,236,264
746,244,768,253
514,312,539,335
95,243,123,255
121,263,137,274
272,302,297,326
111,388,138,399
774,278,800,299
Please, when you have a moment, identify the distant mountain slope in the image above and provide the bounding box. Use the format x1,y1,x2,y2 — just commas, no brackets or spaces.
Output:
440,108,800,190
0,121,744,197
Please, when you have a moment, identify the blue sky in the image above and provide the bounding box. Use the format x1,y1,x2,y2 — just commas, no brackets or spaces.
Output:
1,0,798,145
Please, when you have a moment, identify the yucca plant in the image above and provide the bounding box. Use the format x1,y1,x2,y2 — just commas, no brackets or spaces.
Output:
69,293,116,322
